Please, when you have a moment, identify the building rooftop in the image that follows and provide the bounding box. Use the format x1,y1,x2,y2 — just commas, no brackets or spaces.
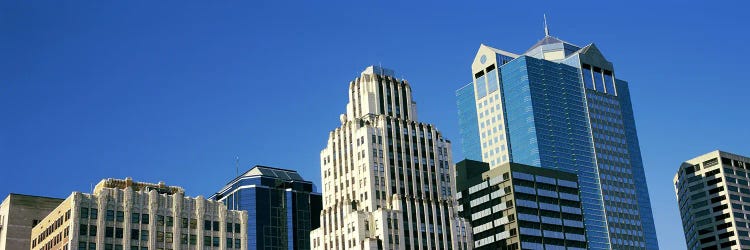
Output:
241,165,306,182
93,177,184,195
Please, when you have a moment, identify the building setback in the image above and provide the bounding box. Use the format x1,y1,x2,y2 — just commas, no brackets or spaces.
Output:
210,165,323,250
30,177,248,250
310,66,472,250
0,193,63,250
674,150,750,249
456,160,587,249
456,29,658,249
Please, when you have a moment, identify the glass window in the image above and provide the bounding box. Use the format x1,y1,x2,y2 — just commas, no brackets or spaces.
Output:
141,214,149,224
81,208,89,219
582,67,594,89
204,220,211,230
141,229,149,241
166,216,173,227
487,69,499,93
157,215,164,226
213,221,219,231
476,75,488,98
227,238,234,248
90,209,97,219
106,210,114,221
213,237,220,247
593,68,605,92
131,213,140,223
190,234,197,245
89,225,97,236
116,211,124,222
603,71,616,95
204,236,212,246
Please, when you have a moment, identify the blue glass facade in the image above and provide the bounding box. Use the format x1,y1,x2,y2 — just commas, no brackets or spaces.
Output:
456,82,481,161
500,56,610,249
211,166,323,250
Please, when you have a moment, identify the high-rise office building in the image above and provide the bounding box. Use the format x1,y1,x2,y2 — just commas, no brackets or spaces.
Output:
310,66,472,250
211,165,323,250
456,27,658,249
674,150,750,249
456,160,587,249
0,193,64,250
30,177,248,250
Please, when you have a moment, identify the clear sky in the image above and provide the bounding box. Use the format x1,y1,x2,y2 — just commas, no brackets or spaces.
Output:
1,1,748,248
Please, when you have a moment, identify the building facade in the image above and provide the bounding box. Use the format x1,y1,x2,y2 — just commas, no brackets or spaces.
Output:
674,150,750,249
455,29,659,249
456,160,587,249
310,66,472,250
30,177,248,250
210,165,323,250
0,193,63,250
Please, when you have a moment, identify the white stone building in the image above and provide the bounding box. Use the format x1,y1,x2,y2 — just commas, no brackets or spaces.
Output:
30,177,248,250
310,66,472,250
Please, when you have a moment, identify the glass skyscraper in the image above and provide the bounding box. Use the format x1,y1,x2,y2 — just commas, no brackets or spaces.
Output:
211,165,323,250
456,32,658,249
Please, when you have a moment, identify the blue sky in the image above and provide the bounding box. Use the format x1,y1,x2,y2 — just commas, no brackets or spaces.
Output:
1,1,748,248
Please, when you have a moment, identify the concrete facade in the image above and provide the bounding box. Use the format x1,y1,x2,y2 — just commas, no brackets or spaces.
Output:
310,66,472,250
30,177,248,250
0,194,63,250
674,150,750,249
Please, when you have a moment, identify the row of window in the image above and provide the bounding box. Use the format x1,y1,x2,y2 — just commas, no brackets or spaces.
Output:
80,207,241,233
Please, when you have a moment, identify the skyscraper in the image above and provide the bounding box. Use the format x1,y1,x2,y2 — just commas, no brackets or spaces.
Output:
211,165,323,250
310,66,472,250
456,27,658,249
674,150,750,249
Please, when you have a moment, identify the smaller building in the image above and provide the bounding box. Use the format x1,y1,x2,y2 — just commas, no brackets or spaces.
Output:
674,150,750,250
210,165,322,250
0,193,64,250
30,177,248,250
456,160,587,250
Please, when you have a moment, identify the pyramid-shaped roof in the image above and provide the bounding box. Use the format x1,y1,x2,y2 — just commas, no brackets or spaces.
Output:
242,165,305,181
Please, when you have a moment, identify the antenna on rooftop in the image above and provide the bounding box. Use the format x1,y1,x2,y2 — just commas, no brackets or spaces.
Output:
235,156,239,176
544,14,550,37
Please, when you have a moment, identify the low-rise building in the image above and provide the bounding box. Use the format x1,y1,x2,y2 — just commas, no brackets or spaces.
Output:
0,193,64,250
30,177,248,250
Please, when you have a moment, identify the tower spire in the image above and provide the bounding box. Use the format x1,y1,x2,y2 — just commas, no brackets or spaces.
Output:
544,14,550,37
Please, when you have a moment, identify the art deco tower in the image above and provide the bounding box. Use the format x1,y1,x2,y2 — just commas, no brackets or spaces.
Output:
310,66,472,250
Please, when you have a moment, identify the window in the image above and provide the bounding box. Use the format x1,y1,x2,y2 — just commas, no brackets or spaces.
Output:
234,223,240,233
157,215,164,226
89,225,97,236
79,224,88,236
81,208,89,219
131,213,140,223
204,236,212,246
166,216,173,227
105,227,114,237
213,237,220,247
106,210,114,221
90,209,98,219
182,218,188,228
141,214,149,224
190,234,197,245
116,211,124,222
204,220,211,230
141,229,149,241
213,221,219,231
